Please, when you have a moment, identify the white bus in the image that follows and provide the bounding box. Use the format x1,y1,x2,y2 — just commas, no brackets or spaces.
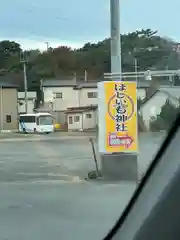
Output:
19,113,54,134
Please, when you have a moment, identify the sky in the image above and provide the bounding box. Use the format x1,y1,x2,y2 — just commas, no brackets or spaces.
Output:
0,0,180,50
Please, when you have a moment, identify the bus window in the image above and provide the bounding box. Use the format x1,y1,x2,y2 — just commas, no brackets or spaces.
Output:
19,115,36,123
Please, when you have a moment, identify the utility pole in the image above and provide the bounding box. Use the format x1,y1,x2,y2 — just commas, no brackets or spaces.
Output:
99,0,138,181
110,0,121,76
20,52,28,114
134,58,138,82
84,70,87,82
0,86,3,131
45,42,49,51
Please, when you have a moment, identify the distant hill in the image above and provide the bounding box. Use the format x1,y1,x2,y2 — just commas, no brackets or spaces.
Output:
0,29,179,90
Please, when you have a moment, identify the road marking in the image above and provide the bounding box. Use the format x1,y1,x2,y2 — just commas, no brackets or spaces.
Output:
33,142,83,183
0,178,84,185
16,172,82,182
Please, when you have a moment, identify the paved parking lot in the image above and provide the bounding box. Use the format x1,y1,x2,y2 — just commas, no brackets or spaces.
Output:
0,137,136,240
0,138,96,182
0,132,165,240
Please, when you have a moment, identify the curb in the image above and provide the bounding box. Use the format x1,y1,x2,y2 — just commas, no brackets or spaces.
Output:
0,135,96,142
0,138,42,142
0,130,18,133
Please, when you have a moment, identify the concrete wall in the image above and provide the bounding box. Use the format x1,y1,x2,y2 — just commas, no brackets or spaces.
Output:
18,91,37,114
18,99,35,114
100,153,138,181
67,110,96,130
82,110,96,129
43,87,79,111
0,88,18,130
43,86,146,111
67,113,83,130
79,88,98,106
43,86,98,110
52,111,67,125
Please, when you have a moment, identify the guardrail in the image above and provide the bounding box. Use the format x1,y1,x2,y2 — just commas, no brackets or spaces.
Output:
104,70,180,79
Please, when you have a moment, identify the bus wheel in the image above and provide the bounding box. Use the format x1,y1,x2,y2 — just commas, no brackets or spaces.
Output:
23,128,27,133
34,128,37,134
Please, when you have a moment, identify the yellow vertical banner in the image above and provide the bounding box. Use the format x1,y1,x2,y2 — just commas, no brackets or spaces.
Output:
105,81,138,153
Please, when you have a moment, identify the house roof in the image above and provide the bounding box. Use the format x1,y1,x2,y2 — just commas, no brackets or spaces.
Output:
42,78,172,89
0,81,18,88
0,75,20,88
42,79,101,88
74,81,98,89
42,79,78,87
65,105,97,114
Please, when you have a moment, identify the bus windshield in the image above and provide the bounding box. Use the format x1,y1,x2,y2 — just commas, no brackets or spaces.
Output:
38,115,53,125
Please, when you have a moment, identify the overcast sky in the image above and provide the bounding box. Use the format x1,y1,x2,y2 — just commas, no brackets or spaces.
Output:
0,0,179,49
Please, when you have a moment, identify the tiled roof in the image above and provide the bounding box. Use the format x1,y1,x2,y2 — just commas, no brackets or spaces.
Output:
65,105,97,113
42,79,101,88
42,79,172,89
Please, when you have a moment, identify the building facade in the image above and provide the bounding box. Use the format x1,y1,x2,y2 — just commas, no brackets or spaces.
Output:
18,91,37,114
65,105,97,131
42,80,99,125
42,79,180,130
0,83,18,131
42,80,147,111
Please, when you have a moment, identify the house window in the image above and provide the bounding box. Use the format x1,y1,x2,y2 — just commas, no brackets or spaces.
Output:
86,113,92,119
6,115,11,123
87,92,98,98
69,116,73,124
74,115,80,122
53,92,63,99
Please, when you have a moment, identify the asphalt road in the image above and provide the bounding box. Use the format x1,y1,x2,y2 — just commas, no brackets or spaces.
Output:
0,137,136,240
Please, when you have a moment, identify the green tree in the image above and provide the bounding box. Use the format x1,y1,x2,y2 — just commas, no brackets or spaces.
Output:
0,29,179,89
160,100,178,126
150,100,180,131
0,40,21,69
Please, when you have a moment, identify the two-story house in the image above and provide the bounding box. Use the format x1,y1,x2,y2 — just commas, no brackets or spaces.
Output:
42,79,98,109
41,79,99,129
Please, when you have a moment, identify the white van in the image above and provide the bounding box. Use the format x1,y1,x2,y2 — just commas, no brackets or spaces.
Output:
19,113,54,134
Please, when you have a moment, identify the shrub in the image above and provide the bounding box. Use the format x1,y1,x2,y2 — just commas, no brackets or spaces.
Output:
150,100,180,131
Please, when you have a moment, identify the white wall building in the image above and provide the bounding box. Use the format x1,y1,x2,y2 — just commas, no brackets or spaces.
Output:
42,80,146,111
42,79,180,130
18,91,37,114
42,80,99,111
65,105,97,131
140,87,180,130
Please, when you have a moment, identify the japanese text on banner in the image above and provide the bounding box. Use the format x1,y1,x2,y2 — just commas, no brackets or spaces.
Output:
105,81,137,153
